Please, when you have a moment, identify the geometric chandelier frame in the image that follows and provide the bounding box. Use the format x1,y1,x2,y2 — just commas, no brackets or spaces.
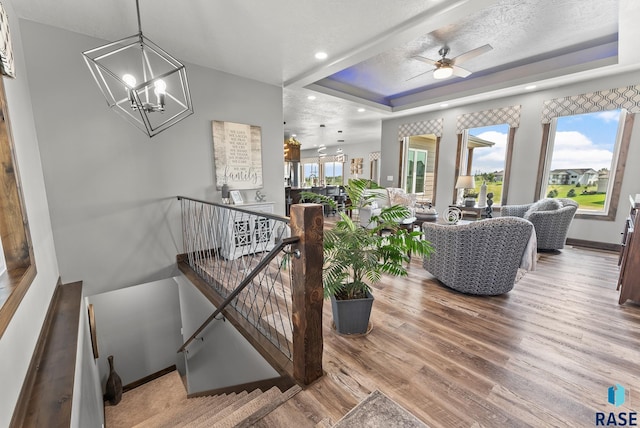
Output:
82,0,193,137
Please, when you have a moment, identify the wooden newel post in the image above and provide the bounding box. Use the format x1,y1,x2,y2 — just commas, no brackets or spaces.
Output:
290,203,324,385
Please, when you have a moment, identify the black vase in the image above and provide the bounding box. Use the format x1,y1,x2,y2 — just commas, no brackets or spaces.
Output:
104,355,123,405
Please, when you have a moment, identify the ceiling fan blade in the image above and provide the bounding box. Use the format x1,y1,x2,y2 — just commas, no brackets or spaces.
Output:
411,55,439,66
405,70,432,81
452,65,472,78
451,44,493,65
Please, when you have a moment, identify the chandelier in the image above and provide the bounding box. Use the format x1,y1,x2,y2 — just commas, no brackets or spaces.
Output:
82,0,193,137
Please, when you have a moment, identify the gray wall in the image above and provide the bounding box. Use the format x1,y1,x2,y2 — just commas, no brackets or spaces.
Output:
175,274,278,393
72,297,104,428
19,19,285,297
0,2,62,426
381,71,640,245
88,278,182,387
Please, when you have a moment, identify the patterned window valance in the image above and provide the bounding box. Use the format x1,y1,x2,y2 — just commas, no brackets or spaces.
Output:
456,105,521,134
398,118,443,139
541,85,640,123
369,151,380,161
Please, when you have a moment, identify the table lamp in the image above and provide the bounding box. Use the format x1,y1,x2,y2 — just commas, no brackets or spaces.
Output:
455,175,475,206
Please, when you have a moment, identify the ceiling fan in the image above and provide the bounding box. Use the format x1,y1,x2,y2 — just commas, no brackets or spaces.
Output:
410,44,493,80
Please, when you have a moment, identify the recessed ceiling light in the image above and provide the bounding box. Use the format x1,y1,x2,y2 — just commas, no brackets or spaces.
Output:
357,108,365,112
525,85,537,90
440,103,449,108
307,95,316,100
315,52,328,60
291,134,296,137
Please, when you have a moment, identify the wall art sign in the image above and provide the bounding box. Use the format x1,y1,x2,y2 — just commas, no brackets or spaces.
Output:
212,120,263,190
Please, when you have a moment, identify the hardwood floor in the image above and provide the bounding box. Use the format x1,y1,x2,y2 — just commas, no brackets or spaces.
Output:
257,243,640,427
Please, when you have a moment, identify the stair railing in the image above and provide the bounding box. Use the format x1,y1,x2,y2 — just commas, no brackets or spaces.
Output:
176,197,323,385
177,235,299,353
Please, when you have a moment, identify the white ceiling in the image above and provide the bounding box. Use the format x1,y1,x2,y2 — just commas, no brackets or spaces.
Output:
12,0,640,149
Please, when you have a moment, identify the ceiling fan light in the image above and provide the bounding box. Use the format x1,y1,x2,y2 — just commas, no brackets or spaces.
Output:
433,65,453,79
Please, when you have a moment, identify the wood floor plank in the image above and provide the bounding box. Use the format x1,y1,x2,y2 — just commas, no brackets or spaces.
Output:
262,240,640,427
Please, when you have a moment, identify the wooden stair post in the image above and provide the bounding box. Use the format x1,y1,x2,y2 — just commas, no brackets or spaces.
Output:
289,203,324,385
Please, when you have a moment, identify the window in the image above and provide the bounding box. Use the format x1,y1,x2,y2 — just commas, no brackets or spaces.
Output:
324,160,343,185
0,78,36,338
302,161,319,186
540,109,627,216
401,134,439,203
461,123,510,205
405,148,427,194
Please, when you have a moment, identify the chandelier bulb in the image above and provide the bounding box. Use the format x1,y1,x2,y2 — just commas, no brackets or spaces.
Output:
154,79,167,95
122,74,137,88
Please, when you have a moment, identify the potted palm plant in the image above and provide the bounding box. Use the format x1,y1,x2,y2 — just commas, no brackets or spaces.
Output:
301,178,433,335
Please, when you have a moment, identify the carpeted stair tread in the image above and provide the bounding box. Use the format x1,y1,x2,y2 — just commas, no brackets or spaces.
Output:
315,417,334,427
211,386,284,428
177,391,247,428
134,396,203,428
105,370,187,428
134,394,230,428
234,385,303,428
189,388,263,428
167,392,245,428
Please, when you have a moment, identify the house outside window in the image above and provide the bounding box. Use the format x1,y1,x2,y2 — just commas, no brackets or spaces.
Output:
541,109,625,214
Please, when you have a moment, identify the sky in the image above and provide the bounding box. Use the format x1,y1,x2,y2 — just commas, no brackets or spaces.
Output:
469,110,620,174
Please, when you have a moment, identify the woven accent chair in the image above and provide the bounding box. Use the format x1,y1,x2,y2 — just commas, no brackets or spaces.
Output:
501,198,578,250
422,217,533,295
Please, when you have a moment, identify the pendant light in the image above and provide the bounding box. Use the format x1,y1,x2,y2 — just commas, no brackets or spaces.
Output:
82,0,193,137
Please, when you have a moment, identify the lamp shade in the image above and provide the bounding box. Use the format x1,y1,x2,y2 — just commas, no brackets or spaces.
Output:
455,175,475,189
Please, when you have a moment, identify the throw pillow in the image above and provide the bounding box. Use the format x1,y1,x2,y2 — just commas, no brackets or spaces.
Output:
387,188,413,206
524,198,562,219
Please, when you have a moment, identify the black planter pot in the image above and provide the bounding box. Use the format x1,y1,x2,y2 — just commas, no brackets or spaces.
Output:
330,292,374,335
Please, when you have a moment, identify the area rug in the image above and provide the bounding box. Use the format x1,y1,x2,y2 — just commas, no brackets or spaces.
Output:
333,390,429,428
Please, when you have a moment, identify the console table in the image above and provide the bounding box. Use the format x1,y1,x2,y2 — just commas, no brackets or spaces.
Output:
220,202,275,260
618,195,640,304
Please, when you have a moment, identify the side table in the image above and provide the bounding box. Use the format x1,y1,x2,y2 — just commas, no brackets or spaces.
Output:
449,204,486,220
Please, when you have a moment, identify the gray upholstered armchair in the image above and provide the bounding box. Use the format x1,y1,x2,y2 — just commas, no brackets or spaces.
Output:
501,198,578,250
422,217,533,295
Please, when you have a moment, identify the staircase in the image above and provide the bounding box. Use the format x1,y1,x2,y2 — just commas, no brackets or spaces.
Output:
104,371,301,428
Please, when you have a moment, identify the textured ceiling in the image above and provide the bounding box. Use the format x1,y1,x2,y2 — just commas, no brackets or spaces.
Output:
319,0,619,104
12,0,638,148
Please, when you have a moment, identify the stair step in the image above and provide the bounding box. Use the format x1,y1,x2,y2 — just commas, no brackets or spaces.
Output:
173,392,246,428
136,393,237,428
212,386,283,428
108,370,187,428
133,395,213,428
110,371,301,427
189,388,263,427
315,417,334,427
235,385,303,428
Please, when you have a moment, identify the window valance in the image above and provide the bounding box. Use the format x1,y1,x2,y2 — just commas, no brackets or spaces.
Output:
456,105,521,134
541,84,640,123
398,118,443,139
